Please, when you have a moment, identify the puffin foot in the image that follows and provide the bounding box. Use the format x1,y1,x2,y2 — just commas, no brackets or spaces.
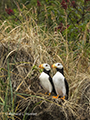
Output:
40,92,44,95
49,93,51,96
61,96,65,100
53,95,59,99
45,92,51,96
45,92,48,95
39,92,51,96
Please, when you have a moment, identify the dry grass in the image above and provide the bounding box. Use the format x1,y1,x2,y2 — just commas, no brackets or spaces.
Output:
0,17,90,120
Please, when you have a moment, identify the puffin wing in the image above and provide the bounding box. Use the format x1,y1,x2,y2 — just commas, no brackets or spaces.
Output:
64,78,69,99
49,75,56,95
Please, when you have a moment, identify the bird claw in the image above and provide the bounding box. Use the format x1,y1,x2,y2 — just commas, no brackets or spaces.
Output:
45,92,48,95
39,92,51,96
61,96,65,100
53,96,58,99
49,93,51,96
53,95,59,99
39,92,45,95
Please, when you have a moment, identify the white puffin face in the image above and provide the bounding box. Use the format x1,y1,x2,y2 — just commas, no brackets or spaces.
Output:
52,63,63,69
39,63,51,71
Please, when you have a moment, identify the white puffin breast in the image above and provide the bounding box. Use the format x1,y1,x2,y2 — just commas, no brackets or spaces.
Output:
39,72,52,93
52,72,66,96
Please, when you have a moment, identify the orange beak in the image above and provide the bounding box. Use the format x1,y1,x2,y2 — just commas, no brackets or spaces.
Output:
39,64,44,69
52,64,57,68
51,64,54,68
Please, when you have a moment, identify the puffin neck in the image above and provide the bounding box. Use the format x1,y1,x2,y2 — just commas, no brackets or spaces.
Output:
56,68,64,75
43,69,50,75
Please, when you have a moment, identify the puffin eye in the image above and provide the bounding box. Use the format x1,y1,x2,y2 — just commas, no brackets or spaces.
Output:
57,63,60,66
45,64,48,67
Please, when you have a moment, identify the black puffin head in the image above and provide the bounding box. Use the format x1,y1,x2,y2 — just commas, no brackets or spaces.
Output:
39,63,51,75
52,63,64,75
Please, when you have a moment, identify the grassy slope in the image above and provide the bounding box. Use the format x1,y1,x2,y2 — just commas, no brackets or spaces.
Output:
0,14,90,120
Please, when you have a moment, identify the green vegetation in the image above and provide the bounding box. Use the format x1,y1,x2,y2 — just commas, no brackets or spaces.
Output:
0,0,90,120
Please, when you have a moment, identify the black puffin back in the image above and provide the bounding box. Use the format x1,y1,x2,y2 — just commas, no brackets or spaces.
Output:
49,75,57,95
64,78,69,99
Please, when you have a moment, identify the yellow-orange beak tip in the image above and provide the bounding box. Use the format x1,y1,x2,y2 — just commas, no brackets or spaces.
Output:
52,64,57,68
39,64,44,69
51,65,54,68
39,64,41,68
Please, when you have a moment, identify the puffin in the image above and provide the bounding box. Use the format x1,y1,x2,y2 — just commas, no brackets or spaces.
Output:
39,63,56,95
52,63,69,100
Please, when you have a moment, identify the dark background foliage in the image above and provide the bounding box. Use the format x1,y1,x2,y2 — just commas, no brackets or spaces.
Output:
0,0,90,42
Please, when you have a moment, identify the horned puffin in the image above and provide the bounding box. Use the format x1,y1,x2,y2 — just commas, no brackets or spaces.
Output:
39,63,56,95
52,63,69,100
